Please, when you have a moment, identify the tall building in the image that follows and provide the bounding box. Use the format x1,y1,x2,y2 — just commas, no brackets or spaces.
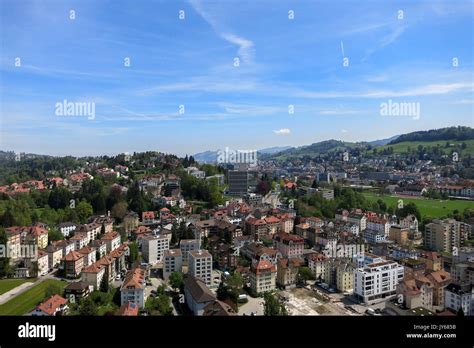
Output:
188,250,213,286
179,239,200,264
354,260,404,304
227,170,248,196
424,219,471,253
163,249,182,280
141,235,169,264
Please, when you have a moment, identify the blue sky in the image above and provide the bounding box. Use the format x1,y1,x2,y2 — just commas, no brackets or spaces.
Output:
0,0,473,157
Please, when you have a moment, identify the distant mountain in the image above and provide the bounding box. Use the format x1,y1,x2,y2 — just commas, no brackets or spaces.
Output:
263,139,362,160
367,135,400,146
258,146,293,154
193,146,293,163
389,126,473,145
193,150,218,163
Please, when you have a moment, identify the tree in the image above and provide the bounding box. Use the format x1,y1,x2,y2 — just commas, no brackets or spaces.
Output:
111,201,128,222
128,242,139,265
45,283,63,298
99,274,109,293
78,297,98,316
297,267,315,284
48,228,64,242
169,272,184,291
76,201,93,223
263,292,288,316
256,180,271,195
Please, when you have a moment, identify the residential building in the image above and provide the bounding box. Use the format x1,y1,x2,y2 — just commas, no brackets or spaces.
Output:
44,244,63,270
354,260,404,304
58,222,77,237
250,259,277,294
183,276,216,316
100,231,121,253
276,257,304,289
188,250,213,286
141,234,170,264
30,295,68,316
163,249,183,280
81,263,106,290
121,268,146,308
62,250,84,278
444,283,473,315
273,232,304,259
180,239,200,264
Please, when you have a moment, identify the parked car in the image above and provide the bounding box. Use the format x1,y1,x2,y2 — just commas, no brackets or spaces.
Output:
115,274,121,280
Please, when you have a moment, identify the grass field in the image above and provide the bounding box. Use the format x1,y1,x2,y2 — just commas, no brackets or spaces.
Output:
363,192,474,218
0,279,32,295
378,139,474,156
0,279,67,316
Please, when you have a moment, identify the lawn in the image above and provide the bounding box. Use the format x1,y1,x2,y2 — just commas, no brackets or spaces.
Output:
363,192,474,219
377,139,474,156
0,279,67,316
0,279,32,295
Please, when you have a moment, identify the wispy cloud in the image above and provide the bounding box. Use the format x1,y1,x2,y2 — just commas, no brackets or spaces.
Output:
274,128,291,135
189,0,255,63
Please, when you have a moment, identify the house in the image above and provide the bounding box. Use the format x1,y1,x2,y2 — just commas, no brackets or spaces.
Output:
64,281,92,301
397,277,434,311
35,250,49,276
245,218,268,241
90,215,114,234
444,283,474,315
62,251,84,278
121,268,146,308
90,240,107,258
250,260,277,294
202,300,237,316
100,231,121,253
24,226,49,249
77,223,101,243
52,240,75,257
277,257,304,289
426,270,452,308
117,302,139,316
183,276,216,316
273,232,304,259
81,263,106,290
58,222,77,237
123,212,140,234
70,232,88,250
308,253,327,280
78,246,97,267
44,244,63,270
142,211,156,225
30,295,68,316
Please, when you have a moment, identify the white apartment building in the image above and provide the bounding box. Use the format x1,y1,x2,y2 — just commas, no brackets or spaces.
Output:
250,259,277,294
354,260,404,304
366,217,391,237
444,283,474,316
179,239,200,264
163,249,183,280
141,234,170,264
188,250,213,286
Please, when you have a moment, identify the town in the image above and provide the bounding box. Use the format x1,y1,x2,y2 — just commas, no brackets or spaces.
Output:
0,126,473,317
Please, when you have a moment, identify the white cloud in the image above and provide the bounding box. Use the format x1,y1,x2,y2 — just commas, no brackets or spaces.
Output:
274,128,291,135
189,0,254,63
